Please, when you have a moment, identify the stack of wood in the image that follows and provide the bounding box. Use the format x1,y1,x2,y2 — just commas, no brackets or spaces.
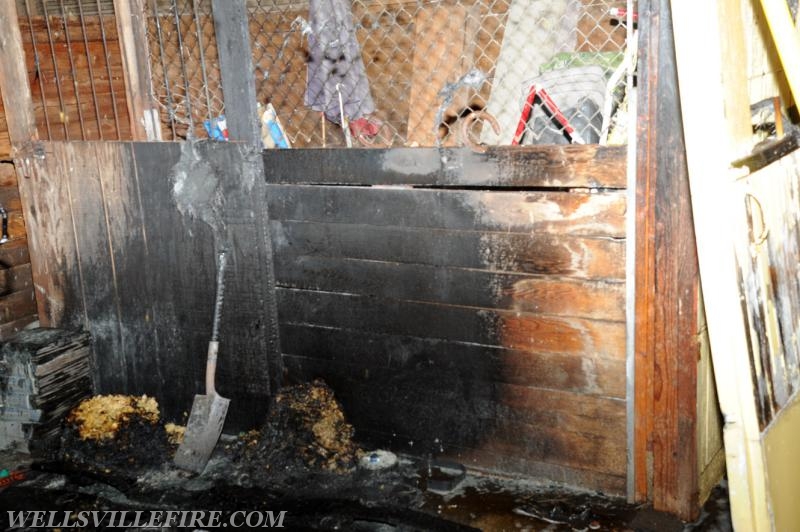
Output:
0,328,93,455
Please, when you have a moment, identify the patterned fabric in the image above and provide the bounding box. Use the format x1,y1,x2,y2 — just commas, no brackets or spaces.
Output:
305,0,376,124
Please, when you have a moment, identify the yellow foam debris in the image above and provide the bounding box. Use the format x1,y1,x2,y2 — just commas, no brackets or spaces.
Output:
67,394,160,441
164,423,186,445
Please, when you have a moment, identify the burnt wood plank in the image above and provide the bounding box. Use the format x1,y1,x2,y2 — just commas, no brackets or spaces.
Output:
0,133,10,160
486,419,625,475
446,446,627,495
0,263,33,294
277,289,626,360
0,287,36,324
0,239,30,268
131,141,213,420
279,324,626,398
20,143,84,327
271,221,625,280
283,354,626,476
0,314,37,340
94,142,154,396
62,143,124,390
267,185,627,237
495,383,627,429
282,355,625,435
0,163,16,187
0,185,19,206
274,255,625,321
356,425,627,493
3,211,27,244
263,146,627,188
479,422,626,477
131,141,281,429
192,141,282,406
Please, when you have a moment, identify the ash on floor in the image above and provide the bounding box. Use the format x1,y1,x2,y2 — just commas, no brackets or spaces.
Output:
0,445,732,531
0,383,732,531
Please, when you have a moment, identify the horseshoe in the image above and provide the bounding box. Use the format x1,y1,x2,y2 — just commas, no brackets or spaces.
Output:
460,110,500,153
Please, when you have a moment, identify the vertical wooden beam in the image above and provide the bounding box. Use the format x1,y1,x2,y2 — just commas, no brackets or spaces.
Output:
114,0,162,140
0,2,37,146
211,0,260,146
635,0,701,520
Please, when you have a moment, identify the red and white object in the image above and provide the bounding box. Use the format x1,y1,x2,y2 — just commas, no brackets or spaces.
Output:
512,84,586,145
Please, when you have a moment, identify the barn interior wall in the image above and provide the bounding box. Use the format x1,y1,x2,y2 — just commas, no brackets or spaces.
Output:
1,1,635,497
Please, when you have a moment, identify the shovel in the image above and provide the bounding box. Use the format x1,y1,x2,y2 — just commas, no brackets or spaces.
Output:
174,251,230,473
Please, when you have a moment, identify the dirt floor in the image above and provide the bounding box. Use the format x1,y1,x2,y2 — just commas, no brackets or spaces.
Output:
0,446,731,531
0,386,732,531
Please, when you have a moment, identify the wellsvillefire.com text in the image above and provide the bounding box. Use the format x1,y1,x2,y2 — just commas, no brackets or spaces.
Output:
6,510,287,529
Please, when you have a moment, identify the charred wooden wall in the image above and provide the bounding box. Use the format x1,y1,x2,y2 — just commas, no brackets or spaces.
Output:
14,141,280,431
0,13,129,342
265,145,629,493
15,139,628,493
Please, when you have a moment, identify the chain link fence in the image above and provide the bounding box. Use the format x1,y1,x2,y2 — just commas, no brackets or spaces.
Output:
145,0,635,147
144,0,225,140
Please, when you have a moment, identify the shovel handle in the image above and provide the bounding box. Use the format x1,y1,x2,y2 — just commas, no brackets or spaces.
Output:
205,340,219,396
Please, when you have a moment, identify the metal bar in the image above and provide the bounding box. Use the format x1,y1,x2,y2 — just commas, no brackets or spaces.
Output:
624,0,636,503
77,0,104,139
24,0,52,139
41,0,69,139
193,0,214,120
153,0,178,138
58,0,87,140
96,0,123,139
172,0,195,134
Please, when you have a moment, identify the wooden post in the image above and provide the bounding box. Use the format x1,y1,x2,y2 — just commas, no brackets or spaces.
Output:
211,0,260,146
0,2,37,146
672,0,771,530
114,0,162,140
211,1,281,393
634,0,701,519
0,1,51,328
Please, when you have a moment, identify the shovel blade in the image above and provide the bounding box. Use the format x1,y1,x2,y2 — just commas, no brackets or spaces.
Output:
174,393,230,473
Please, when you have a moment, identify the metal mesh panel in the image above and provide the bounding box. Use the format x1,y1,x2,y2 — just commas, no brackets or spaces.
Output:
146,0,634,147
16,0,129,141
144,0,225,140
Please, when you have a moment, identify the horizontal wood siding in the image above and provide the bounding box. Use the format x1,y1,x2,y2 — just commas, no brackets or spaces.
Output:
263,145,628,188
0,158,37,339
267,146,627,493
